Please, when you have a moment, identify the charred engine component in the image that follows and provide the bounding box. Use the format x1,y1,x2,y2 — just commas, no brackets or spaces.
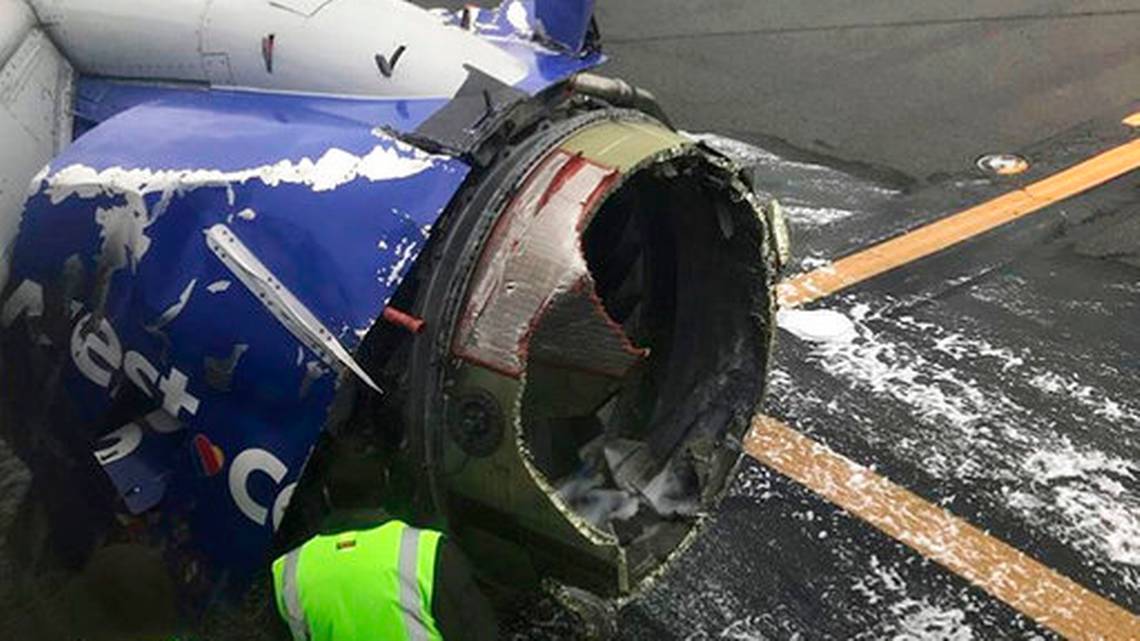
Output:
398,112,780,600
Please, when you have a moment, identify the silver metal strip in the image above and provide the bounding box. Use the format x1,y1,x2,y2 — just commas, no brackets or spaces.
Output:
204,223,382,393
282,548,310,641
398,526,431,641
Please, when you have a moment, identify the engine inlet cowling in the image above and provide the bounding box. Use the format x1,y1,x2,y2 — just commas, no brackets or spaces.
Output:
403,112,779,599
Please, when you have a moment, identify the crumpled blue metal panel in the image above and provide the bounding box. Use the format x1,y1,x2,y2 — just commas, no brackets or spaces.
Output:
532,0,597,53
4,92,468,584
436,1,605,94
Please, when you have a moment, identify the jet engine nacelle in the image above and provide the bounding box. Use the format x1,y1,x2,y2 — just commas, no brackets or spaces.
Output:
0,0,786,632
399,110,780,601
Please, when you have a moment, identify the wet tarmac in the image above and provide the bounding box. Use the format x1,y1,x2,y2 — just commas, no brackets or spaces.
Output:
593,2,1140,638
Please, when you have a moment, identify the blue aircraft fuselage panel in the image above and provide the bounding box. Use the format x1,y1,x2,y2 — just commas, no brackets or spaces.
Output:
74,79,454,140
1,0,610,600
5,92,468,584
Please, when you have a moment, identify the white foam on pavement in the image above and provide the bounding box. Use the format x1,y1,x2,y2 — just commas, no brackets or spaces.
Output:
777,308,857,344
774,300,1140,589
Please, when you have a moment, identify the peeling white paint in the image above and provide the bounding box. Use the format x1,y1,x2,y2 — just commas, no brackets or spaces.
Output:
308,148,362,191
147,278,198,330
45,141,443,206
506,0,532,35
95,197,153,274
27,164,49,198
383,238,418,288
37,140,443,291
206,279,231,293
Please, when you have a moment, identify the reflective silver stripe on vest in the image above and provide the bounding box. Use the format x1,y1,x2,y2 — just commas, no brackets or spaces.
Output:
282,548,310,641
398,526,432,641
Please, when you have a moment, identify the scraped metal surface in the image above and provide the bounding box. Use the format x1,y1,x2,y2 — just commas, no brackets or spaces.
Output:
453,150,642,378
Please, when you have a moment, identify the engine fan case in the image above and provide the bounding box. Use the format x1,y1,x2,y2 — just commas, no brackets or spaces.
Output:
404,112,780,599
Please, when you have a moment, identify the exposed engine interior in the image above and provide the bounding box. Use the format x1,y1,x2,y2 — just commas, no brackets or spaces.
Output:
400,112,779,600
522,161,771,560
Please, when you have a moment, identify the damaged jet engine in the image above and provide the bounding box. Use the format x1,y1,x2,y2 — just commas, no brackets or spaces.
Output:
0,0,787,631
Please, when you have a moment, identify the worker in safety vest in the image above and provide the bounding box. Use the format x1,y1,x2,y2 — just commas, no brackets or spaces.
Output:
270,440,498,641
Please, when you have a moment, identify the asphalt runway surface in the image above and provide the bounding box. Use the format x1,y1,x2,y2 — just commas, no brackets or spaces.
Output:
592,1,1140,638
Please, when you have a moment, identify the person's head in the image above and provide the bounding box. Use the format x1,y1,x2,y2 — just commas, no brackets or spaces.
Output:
322,437,390,511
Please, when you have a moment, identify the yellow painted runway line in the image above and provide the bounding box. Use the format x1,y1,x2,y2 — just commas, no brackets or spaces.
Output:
778,131,1140,308
745,415,1140,640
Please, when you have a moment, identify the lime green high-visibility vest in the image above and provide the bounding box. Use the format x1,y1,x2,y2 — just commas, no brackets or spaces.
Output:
272,520,443,641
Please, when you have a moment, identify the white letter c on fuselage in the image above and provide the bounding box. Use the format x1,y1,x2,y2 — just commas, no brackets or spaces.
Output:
229,448,287,526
